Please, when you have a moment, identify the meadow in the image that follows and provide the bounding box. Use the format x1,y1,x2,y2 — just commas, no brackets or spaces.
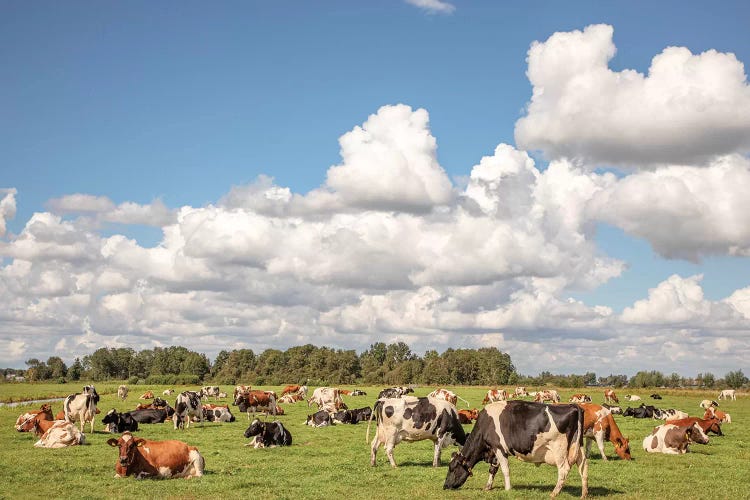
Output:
0,384,748,499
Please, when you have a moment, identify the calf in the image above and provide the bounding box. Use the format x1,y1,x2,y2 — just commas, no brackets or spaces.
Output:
64,385,99,433
107,432,204,478
34,420,86,448
244,419,292,448
457,408,479,424
569,394,592,403
666,416,723,436
368,396,466,467
306,410,333,427
579,403,631,461
643,422,709,454
443,401,588,498
102,409,139,433
483,389,508,404
173,391,203,429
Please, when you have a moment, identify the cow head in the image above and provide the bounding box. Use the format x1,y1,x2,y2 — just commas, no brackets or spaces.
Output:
244,419,264,438
688,423,710,444
84,385,100,404
102,409,119,426
444,451,473,490
613,436,632,460
107,432,145,474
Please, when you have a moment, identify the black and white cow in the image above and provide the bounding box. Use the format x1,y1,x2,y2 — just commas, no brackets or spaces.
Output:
377,386,414,399
129,408,169,424
333,409,353,424
350,406,372,424
305,410,333,427
368,396,466,467
351,390,367,396
444,401,588,499
602,404,623,415
244,419,292,448
63,385,100,433
173,391,203,429
202,405,235,423
101,409,139,433
652,408,688,420
650,393,663,400
199,386,220,400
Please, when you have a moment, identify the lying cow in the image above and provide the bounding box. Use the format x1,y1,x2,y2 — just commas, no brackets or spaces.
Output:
513,386,529,397
623,404,656,418
643,422,709,454
699,399,719,409
457,408,479,424
483,389,508,404
244,419,292,448
351,389,367,396
15,404,53,432
443,401,588,498
199,386,220,400
130,408,169,424
377,386,414,399
163,389,175,396
579,403,631,461
650,393,662,400
704,407,732,424
305,410,333,427
653,408,688,420
107,432,204,478
602,404,623,415
625,395,641,401
34,420,86,448
102,409,139,433
368,396,466,467
569,394,592,403
278,393,304,404
534,390,561,403
202,405,235,423
666,416,723,436
139,391,154,400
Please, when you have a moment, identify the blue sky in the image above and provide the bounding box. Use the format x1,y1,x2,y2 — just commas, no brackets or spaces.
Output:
1,1,749,375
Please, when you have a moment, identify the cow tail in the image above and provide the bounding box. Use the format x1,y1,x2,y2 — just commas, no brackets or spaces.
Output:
568,407,584,466
366,399,382,444
63,395,73,422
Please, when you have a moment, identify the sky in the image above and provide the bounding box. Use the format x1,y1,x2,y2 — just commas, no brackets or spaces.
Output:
1,0,750,376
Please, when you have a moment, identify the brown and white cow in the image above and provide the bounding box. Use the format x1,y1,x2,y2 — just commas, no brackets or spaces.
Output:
579,403,631,461
570,394,592,403
139,391,154,400
444,401,588,498
278,393,304,404
107,432,204,479
235,390,277,418
642,422,709,454
534,389,561,403
482,389,508,405
163,389,175,396
117,385,129,400
34,420,86,448
199,386,220,400
15,404,53,432
64,385,99,433
307,387,345,412
513,386,529,397
368,396,466,467
457,408,479,424
280,384,300,396
604,389,619,404
703,407,732,424
233,385,252,403
666,416,723,436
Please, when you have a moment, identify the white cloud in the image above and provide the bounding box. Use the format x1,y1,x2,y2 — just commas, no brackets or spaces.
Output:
47,193,176,227
0,188,17,237
515,24,750,166
405,0,455,15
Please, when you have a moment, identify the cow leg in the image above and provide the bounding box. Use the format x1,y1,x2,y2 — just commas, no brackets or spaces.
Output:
577,449,589,499
595,431,607,461
550,459,572,498
370,435,380,466
432,436,444,467
489,451,511,491
584,437,592,458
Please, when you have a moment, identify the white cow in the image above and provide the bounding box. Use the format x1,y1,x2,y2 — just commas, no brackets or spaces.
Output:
718,389,736,401
63,385,99,433
117,385,128,400
307,387,345,412
34,420,86,448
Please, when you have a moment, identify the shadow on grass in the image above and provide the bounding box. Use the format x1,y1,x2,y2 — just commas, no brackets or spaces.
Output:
511,484,623,497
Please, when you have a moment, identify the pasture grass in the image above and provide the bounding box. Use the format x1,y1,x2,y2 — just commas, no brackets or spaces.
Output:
0,384,747,499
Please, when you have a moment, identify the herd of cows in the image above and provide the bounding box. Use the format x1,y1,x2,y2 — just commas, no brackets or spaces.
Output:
12,384,740,496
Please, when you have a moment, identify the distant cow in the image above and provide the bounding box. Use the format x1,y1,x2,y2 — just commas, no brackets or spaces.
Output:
235,390,277,418
718,389,736,401
602,404,623,415
173,391,203,429
666,416,723,436
623,404,656,418
139,391,154,400
64,385,99,433
569,394,592,403
457,408,479,424
306,410,333,428
199,386,220,400
650,393,662,400
107,432,204,478
34,420,86,449
308,387,345,412
117,385,129,400
699,399,719,409
351,390,367,396
368,396,466,467
704,407,731,424
280,384,300,396
443,401,588,498
483,389,508,404
377,386,414,399
129,408,169,424
604,389,619,404
233,385,252,403
643,422,709,454
163,389,175,396
534,390,561,404
102,409,139,433
244,419,292,448
202,405,235,423
625,395,641,401
278,393,304,404
513,386,529,397
653,408,688,420
579,403,631,461
15,404,53,432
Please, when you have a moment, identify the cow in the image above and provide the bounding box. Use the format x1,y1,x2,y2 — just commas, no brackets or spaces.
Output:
244,419,292,448
34,420,86,448
368,396,466,468
703,407,732,424
578,403,631,461
307,387,345,412
15,404,53,432
569,394,592,403
602,404,623,415
235,390,277,418
458,408,479,424
280,384,300,396
333,409,353,424
653,408,688,420
129,408,169,424
340,389,352,395
107,432,204,479
718,389,736,401
351,390,367,396
278,393,304,404
650,393,662,400
377,386,414,399
202,405,235,423
625,395,641,401
233,385,252,403
443,401,588,499
139,391,154,400
306,410,333,427
163,389,175,396
349,406,373,424
64,385,99,433
604,389,619,404
643,422,709,454
666,416,723,436
513,386,529,397
102,409,139,433
218,392,227,399
117,385,129,400
534,389,561,403
623,404,656,418
199,386,220,400
173,391,203,429
699,399,719,409
483,389,508,404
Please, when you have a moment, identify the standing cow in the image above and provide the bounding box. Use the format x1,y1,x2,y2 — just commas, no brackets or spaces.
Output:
604,389,619,404
443,401,588,499
368,396,466,467
173,391,203,429
64,385,99,433
307,387,345,412
718,389,736,401
117,385,129,400
483,389,508,404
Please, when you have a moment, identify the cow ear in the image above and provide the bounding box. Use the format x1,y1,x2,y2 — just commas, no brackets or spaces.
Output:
135,438,147,447
106,438,119,447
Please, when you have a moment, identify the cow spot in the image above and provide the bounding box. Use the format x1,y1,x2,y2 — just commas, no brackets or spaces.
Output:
651,436,658,450
385,406,394,418
403,408,413,420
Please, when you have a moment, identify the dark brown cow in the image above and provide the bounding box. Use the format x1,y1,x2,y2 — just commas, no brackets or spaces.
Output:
107,432,204,479
457,408,479,424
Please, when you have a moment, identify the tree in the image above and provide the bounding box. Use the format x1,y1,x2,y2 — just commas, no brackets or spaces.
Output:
68,358,84,380
46,356,67,379
724,370,748,389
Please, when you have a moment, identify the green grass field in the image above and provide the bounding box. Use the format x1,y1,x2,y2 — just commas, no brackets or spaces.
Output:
0,384,747,499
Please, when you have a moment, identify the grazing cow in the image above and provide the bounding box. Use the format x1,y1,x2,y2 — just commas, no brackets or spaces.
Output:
602,404,623,415
280,384,301,396
117,385,129,400
163,389,175,396
351,390,367,396
483,389,508,404
102,409,139,433
305,410,333,427
457,408,479,424
700,399,719,409
202,405,235,423
173,391,203,429
34,420,86,448
513,386,529,397
308,387,345,412
368,396,466,467
429,388,459,406
650,393,662,400
278,393,304,404
623,404,656,418
107,432,204,479
579,403,631,461
604,389,619,404
15,404,53,432
199,386,220,400
703,407,731,424
64,385,99,433
244,419,292,448
666,416,723,436
718,389,736,401
569,394,592,403
377,386,414,399
139,391,154,400
643,422,709,454
235,390,277,418
625,395,641,402
443,401,588,498
534,390,561,404
130,408,169,424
